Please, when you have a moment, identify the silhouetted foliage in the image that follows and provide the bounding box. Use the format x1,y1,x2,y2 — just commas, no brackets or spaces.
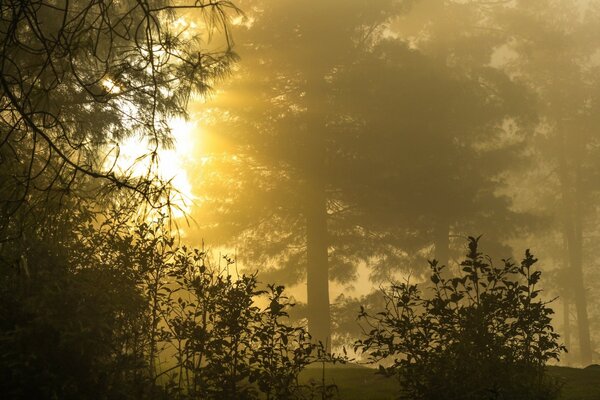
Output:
356,237,565,400
0,0,238,241
193,0,534,347
0,205,149,399
121,219,344,399
0,203,348,399
0,205,346,399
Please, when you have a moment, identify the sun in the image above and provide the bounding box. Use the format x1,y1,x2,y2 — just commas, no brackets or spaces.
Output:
110,117,198,218
156,117,197,216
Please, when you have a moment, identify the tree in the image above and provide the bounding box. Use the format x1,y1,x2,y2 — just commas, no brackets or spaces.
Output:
192,0,407,347
485,0,600,366
0,2,241,394
0,0,239,241
387,0,600,365
332,38,535,278
191,0,530,347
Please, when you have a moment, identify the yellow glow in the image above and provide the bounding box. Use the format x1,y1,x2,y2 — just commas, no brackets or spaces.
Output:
101,78,121,94
111,118,198,218
159,117,197,214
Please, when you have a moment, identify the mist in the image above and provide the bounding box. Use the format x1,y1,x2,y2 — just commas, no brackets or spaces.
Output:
1,0,599,398
185,0,599,365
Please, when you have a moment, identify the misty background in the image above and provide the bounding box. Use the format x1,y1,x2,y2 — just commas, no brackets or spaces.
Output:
164,0,600,367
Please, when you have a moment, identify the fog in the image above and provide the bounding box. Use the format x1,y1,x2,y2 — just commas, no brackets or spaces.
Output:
1,1,599,397
177,0,600,365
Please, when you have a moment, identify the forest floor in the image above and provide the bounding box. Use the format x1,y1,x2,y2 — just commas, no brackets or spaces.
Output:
298,363,600,400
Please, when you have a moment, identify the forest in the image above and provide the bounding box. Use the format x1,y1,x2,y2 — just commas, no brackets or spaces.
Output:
1,0,599,399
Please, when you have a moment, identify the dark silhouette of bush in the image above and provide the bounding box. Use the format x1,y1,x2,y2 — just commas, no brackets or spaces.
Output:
0,207,151,399
158,251,330,400
0,207,343,399
355,237,565,400
82,214,342,399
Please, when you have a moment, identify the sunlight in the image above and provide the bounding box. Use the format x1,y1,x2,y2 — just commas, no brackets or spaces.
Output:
112,118,198,218
101,78,121,94
159,117,197,216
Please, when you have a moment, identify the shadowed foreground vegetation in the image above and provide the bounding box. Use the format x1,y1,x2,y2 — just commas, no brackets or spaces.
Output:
0,217,576,399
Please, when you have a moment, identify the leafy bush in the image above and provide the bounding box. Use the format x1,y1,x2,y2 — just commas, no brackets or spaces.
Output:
355,237,565,400
159,251,325,400
0,207,150,400
0,208,342,399
92,215,339,399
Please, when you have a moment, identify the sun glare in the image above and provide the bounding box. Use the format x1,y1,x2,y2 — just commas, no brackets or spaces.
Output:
111,118,198,218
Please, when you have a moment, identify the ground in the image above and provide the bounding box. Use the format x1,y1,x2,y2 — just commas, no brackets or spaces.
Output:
298,364,600,400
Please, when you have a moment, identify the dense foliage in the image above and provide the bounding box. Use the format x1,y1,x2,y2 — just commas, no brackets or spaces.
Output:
0,0,238,240
356,237,565,400
0,209,340,399
1,0,597,397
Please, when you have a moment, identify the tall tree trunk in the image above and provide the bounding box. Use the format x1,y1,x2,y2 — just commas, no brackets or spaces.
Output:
306,178,331,350
305,77,331,350
565,204,592,365
558,126,592,365
563,297,572,366
561,233,572,366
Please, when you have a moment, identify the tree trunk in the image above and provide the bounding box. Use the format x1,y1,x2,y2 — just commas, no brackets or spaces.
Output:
562,297,572,366
565,209,592,366
306,178,331,350
561,233,572,366
304,76,331,350
558,126,592,366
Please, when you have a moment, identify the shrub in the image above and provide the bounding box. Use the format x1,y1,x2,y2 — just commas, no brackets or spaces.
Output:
160,252,321,399
0,207,150,400
355,236,565,400
112,218,337,399
1,209,340,399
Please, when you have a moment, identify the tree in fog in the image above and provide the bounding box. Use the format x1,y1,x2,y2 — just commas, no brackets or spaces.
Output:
333,39,534,281
0,0,238,241
0,1,241,397
415,0,600,366
192,0,408,346
388,0,600,365
494,0,600,366
192,0,530,346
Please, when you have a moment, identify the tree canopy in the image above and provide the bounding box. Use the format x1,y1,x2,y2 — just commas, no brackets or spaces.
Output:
190,0,536,345
0,0,238,240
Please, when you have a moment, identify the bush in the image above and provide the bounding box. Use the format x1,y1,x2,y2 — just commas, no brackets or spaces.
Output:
96,216,338,399
0,207,150,400
0,208,340,399
355,236,565,400
160,252,325,400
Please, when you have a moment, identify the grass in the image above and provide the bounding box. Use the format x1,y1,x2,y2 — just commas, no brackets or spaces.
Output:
298,363,600,400
548,366,600,400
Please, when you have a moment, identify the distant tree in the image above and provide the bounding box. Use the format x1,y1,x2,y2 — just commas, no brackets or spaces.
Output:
388,0,600,366
0,0,239,241
475,0,600,366
332,38,535,278
191,0,407,347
